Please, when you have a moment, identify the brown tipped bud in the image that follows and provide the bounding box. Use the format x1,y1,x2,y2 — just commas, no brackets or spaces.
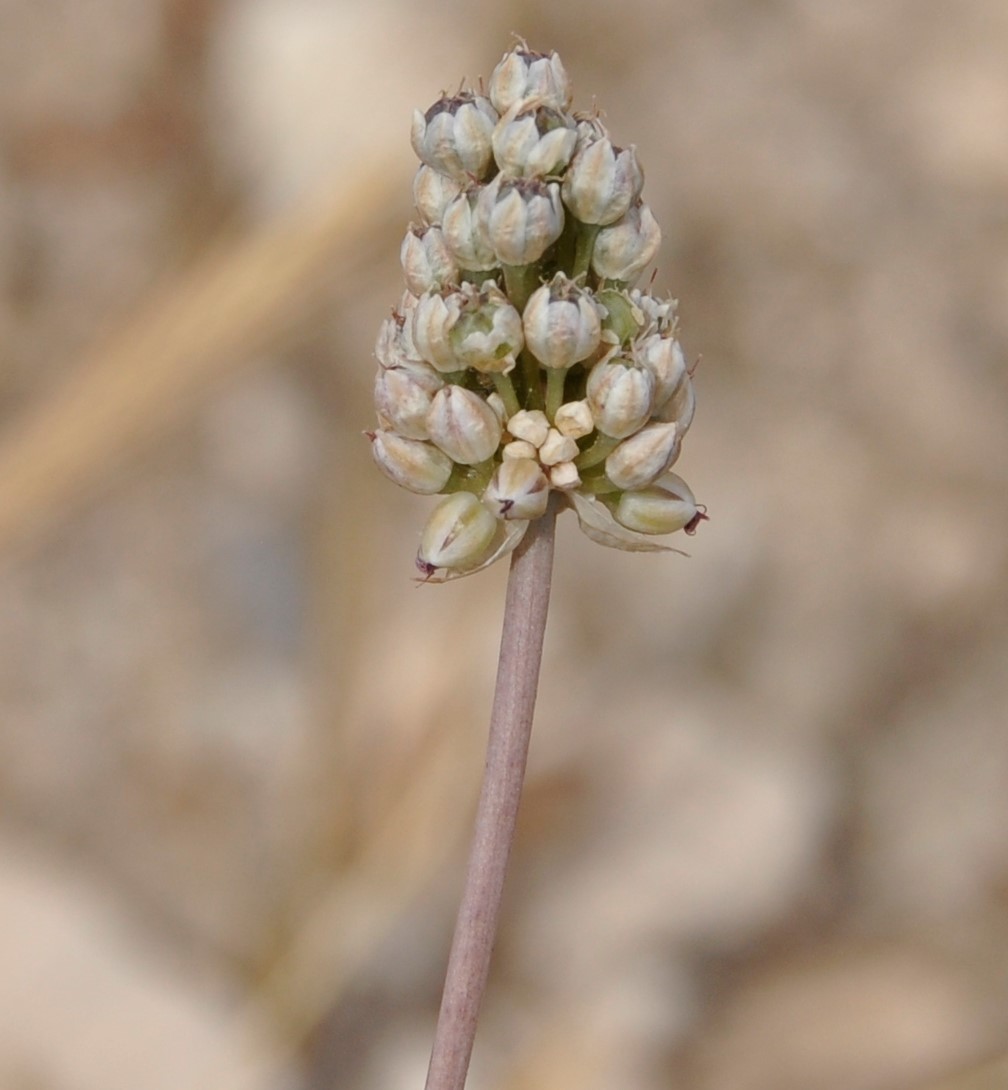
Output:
485,457,550,519
561,138,644,226
369,430,453,494
489,46,572,114
426,385,503,465
410,92,498,181
492,100,577,179
604,422,680,490
614,473,704,535
522,273,602,369
478,175,565,266
417,492,498,574
591,200,661,284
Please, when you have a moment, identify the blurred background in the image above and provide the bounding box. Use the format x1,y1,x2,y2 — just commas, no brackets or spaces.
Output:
2,1,1007,1088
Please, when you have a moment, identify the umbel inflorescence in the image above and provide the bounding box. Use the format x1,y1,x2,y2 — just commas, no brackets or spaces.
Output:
369,43,706,581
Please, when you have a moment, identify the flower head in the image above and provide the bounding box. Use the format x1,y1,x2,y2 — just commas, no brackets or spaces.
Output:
370,44,705,580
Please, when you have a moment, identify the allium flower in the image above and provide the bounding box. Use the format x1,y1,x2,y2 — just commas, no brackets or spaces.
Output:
562,136,643,226
369,44,705,580
479,175,565,267
410,91,498,180
488,44,571,114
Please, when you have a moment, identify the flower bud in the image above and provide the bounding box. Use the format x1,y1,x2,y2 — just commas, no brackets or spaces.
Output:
614,473,704,535
417,492,498,574
484,457,550,519
502,438,539,460
411,92,498,181
591,200,661,284
479,175,565,266
636,333,686,407
412,290,463,372
492,100,577,178
426,385,503,464
538,427,579,466
586,354,655,438
561,137,643,226
413,165,464,226
549,461,581,490
373,360,444,439
449,281,524,374
401,224,459,296
489,45,572,114
441,186,499,272
604,421,680,490
506,408,550,447
522,273,602,369
369,430,453,494
375,298,421,369
652,370,696,433
553,399,595,439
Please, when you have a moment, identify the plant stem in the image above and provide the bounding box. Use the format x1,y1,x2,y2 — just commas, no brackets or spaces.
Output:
423,501,558,1090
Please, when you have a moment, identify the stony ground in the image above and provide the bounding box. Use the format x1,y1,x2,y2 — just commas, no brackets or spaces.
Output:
1,2,1007,1088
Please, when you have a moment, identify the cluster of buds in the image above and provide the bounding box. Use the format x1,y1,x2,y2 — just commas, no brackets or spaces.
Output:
369,43,706,580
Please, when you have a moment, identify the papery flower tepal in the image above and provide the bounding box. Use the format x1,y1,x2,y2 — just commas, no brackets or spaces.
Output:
369,43,705,582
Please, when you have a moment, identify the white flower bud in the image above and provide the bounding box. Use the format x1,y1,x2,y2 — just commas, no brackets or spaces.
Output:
401,225,459,296
502,439,539,460
411,92,498,181
538,428,579,466
614,473,705,535
561,138,643,226
441,187,499,272
604,422,680,490
522,273,602,369
484,457,550,520
412,290,463,372
489,46,571,114
417,492,498,575
369,430,453,494
373,360,444,439
636,333,686,407
413,165,464,226
478,175,564,266
553,399,595,439
592,201,662,284
506,408,550,447
652,370,696,434
449,281,524,374
426,385,503,465
492,101,577,178
549,461,581,490
586,354,655,438
375,298,421,369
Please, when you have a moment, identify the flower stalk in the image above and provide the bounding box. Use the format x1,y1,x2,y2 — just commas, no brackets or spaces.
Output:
423,500,557,1090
